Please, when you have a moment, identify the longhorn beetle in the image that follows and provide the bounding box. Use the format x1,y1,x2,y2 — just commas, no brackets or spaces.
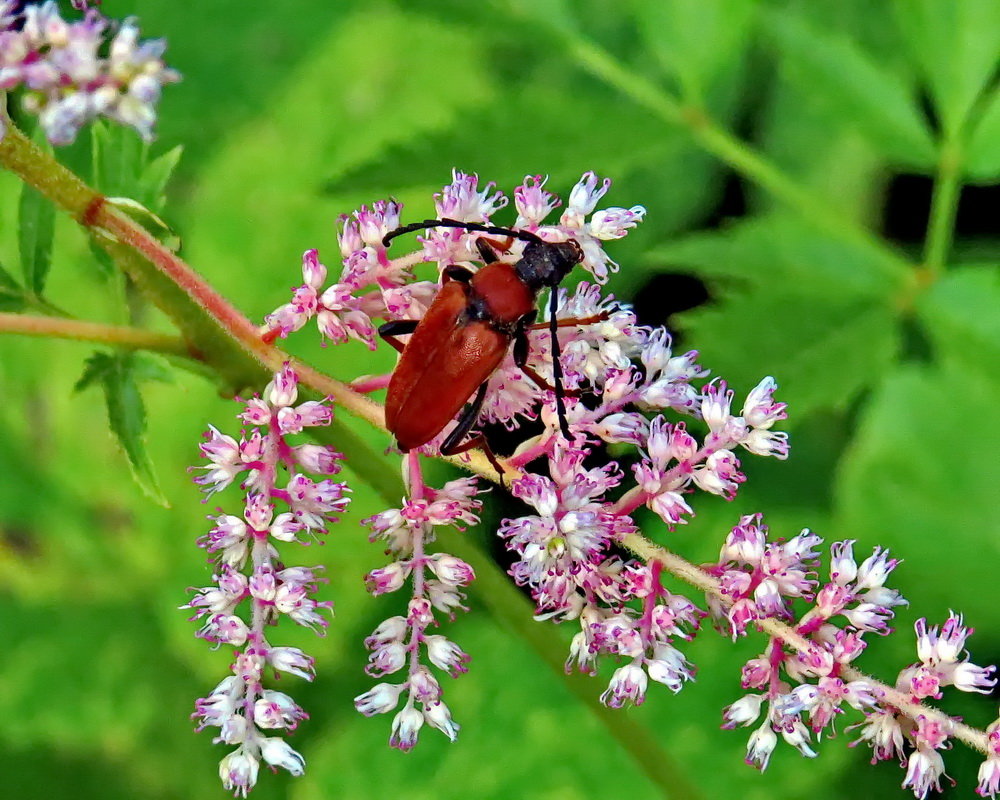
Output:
378,218,607,474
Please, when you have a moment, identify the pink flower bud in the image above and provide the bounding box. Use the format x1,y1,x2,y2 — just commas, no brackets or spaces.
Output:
428,555,475,587
266,365,298,408
268,646,315,680
600,662,648,708
354,682,405,716
424,700,460,741
408,666,441,704
219,747,259,796
424,635,470,677
300,249,327,288
365,562,411,596
259,737,305,776
389,703,424,752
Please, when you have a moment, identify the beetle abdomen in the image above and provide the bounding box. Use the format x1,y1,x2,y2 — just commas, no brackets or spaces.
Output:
385,277,512,451
388,320,508,450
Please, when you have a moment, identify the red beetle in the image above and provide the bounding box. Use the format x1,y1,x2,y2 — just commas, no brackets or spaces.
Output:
379,218,601,469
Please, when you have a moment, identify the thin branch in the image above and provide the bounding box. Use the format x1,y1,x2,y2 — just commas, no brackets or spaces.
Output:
922,135,962,278
0,312,192,356
621,533,989,754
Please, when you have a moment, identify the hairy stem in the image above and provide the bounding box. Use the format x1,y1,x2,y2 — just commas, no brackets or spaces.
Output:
621,536,989,755
0,311,192,356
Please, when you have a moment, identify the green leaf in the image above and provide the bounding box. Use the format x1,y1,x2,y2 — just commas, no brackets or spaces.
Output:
137,145,184,212
181,6,497,304
500,0,578,32
763,9,935,168
75,352,168,506
892,0,1000,136
18,182,55,295
0,261,26,311
834,361,999,619
631,0,757,99
324,84,680,199
1,598,163,743
753,76,885,223
646,215,904,298
91,122,145,199
658,218,907,421
680,289,899,420
91,122,181,212
916,265,1000,375
130,352,176,385
965,87,1000,182
86,238,118,279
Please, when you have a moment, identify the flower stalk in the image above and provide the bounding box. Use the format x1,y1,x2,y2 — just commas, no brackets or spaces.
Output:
0,311,192,355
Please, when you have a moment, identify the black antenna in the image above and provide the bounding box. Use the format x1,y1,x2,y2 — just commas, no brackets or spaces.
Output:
548,288,571,439
382,217,544,248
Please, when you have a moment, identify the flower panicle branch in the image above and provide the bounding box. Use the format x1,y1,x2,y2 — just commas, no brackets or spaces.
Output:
281,170,999,799
0,0,179,145
354,452,482,751
284,169,789,713
183,364,349,797
712,517,997,798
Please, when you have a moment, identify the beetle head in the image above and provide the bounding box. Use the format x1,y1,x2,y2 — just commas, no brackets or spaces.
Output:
516,239,584,289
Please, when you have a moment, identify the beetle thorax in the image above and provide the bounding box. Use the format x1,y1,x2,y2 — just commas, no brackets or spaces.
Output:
515,240,584,289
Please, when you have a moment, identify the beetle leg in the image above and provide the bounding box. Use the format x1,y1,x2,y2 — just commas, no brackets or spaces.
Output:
547,289,572,440
442,265,475,284
475,236,516,263
527,309,613,330
517,363,578,396
378,319,419,353
476,238,500,264
513,315,583,401
440,382,489,454
439,383,507,483
442,433,505,486
512,310,537,366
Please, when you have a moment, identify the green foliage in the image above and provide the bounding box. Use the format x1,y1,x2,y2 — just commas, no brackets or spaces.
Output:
631,0,757,99
91,122,183,212
88,123,184,276
0,260,26,311
1,1,997,799
763,9,935,168
892,0,1000,137
17,132,56,296
965,88,1000,181
75,352,169,506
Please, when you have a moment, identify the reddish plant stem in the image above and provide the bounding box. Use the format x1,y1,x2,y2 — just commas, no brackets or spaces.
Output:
0,311,192,355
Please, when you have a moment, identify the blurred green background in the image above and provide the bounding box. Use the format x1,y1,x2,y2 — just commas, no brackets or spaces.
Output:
1,0,998,798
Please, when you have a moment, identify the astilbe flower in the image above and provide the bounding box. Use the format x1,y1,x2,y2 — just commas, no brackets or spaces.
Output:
354,453,481,750
980,713,1000,798
711,520,998,798
860,611,995,799
0,1,178,144
716,524,904,767
261,170,996,795
184,365,348,796
273,170,790,713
